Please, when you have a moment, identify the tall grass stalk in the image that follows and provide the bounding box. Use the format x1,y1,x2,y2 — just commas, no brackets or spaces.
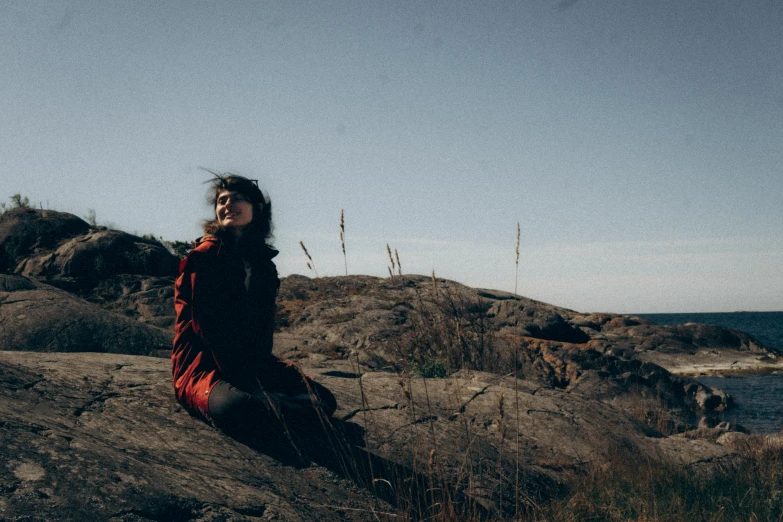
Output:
496,390,506,510
387,243,396,279
514,222,520,296
350,352,379,499
514,342,520,517
299,240,319,278
340,210,347,276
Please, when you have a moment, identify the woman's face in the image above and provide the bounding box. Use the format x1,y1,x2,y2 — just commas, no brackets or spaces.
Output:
215,190,254,230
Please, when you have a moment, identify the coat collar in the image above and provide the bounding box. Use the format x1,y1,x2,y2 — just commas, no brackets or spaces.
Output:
193,236,278,260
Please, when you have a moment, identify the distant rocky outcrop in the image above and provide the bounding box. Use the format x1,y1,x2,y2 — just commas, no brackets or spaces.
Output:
0,208,177,292
270,276,759,418
0,208,90,273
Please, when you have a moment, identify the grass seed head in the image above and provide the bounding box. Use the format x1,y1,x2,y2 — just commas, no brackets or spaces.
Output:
339,210,347,275
300,241,318,277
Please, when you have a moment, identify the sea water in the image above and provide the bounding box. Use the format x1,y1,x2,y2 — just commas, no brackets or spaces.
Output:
636,312,783,434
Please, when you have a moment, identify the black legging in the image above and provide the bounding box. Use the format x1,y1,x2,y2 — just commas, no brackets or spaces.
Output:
207,379,337,438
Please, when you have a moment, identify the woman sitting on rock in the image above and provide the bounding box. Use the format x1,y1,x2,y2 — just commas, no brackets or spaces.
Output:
172,173,336,439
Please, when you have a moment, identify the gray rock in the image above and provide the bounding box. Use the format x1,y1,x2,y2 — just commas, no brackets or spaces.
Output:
0,351,385,522
0,351,737,521
17,228,178,286
0,208,90,273
2,208,775,460
695,385,734,412
87,274,177,329
0,275,171,356
1,208,178,291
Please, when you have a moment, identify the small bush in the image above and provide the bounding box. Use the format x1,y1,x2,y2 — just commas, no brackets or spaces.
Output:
412,358,449,378
85,208,98,227
93,254,107,277
1,193,32,214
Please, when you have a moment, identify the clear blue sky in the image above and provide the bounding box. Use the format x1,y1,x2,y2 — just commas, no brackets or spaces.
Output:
2,0,782,313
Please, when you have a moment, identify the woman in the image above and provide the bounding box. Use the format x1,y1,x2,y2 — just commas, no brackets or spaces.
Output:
172,174,336,438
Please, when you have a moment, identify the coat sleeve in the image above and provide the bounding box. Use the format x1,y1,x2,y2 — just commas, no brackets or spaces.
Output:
173,255,197,335
175,253,234,363
172,253,220,417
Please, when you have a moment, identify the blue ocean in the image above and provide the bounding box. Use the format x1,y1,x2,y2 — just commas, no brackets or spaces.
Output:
636,312,783,434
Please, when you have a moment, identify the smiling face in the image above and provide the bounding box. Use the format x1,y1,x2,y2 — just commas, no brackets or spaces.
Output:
215,190,254,230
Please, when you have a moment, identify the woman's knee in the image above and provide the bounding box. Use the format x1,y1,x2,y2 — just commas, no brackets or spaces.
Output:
208,381,263,434
308,380,337,417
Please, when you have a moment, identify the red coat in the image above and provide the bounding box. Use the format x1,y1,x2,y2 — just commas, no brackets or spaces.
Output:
171,236,279,418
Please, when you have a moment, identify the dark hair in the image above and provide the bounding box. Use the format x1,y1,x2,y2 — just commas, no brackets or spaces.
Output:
201,171,273,248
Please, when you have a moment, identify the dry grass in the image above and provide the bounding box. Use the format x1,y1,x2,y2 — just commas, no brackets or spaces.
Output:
514,222,520,296
272,279,783,522
291,217,783,521
627,396,681,436
387,281,504,378
300,240,319,278
351,286,782,521
340,210,347,276
534,435,783,522
387,244,397,280
340,396,783,521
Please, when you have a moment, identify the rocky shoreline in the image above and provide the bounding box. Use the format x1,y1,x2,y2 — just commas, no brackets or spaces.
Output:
2,207,781,520
640,348,783,377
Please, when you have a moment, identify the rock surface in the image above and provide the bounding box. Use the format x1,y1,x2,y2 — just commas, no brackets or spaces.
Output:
273,275,778,378
0,351,387,522
271,276,769,421
0,275,171,357
1,351,737,521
